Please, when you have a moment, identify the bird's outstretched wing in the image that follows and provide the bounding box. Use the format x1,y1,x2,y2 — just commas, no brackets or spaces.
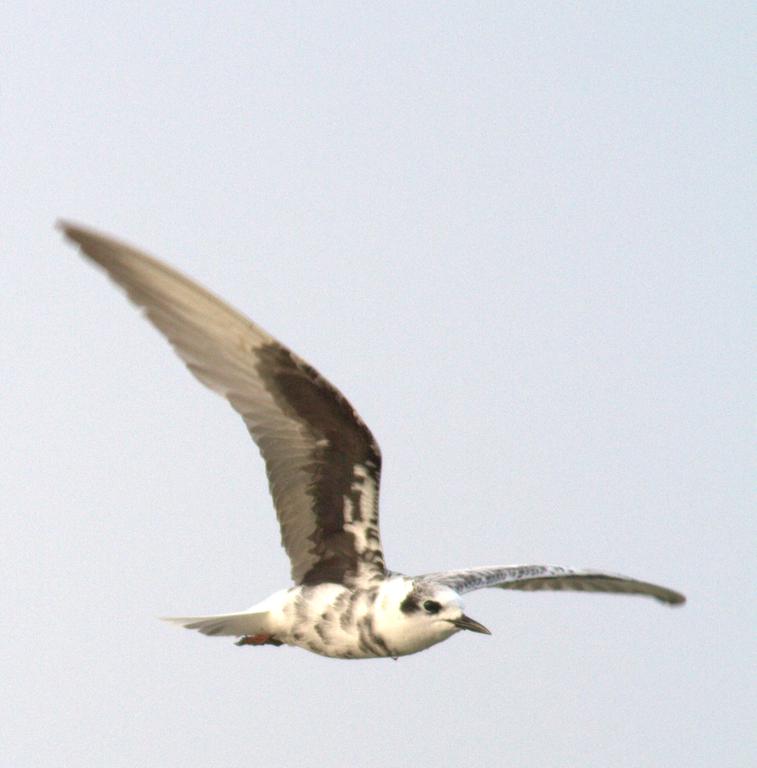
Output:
421,565,685,605
61,222,384,586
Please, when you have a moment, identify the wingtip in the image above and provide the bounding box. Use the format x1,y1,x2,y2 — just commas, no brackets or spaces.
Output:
56,218,75,235
57,219,88,245
57,219,95,241
653,586,686,606
158,616,187,627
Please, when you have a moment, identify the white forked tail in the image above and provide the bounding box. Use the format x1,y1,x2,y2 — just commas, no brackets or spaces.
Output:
161,610,270,638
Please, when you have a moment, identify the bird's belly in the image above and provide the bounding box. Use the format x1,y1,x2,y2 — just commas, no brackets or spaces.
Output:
280,620,395,659
275,585,399,659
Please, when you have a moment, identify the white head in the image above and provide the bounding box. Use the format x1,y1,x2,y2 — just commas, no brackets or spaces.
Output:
377,578,491,656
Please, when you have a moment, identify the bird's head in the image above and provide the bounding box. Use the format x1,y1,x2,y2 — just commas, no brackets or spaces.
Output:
377,579,491,656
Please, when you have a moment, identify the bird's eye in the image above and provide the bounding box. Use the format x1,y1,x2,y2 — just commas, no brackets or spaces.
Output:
423,600,441,614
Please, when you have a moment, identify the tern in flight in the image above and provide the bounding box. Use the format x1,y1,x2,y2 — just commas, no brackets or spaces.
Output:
61,222,685,660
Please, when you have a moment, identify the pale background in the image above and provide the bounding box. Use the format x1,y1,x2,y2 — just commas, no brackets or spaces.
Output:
3,3,754,767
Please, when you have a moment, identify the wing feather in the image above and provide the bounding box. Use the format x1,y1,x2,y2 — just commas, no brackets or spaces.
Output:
421,565,685,605
61,222,384,585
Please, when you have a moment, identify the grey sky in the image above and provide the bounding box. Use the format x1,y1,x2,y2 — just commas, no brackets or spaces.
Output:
3,3,754,766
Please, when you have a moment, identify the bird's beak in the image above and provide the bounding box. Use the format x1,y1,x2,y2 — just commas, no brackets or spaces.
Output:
451,614,491,635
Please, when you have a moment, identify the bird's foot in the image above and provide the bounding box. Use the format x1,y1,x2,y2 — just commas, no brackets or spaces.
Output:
235,634,283,647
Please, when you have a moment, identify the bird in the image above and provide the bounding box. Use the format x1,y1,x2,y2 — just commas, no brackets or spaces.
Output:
61,221,685,660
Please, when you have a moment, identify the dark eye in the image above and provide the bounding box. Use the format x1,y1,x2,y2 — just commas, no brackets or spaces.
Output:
423,600,441,614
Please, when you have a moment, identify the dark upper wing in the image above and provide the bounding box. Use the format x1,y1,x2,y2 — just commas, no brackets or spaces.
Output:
61,222,384,586
421,565,685,605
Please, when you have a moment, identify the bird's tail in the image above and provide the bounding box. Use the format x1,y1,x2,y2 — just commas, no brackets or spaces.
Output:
161,610,270,638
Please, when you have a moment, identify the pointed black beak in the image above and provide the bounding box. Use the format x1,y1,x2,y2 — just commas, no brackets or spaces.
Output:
451,614,491,635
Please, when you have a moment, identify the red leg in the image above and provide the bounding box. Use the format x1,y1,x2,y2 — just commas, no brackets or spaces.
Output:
235,634,282,647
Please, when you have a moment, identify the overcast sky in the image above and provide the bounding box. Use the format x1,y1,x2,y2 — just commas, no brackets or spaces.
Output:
3,3,754,767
